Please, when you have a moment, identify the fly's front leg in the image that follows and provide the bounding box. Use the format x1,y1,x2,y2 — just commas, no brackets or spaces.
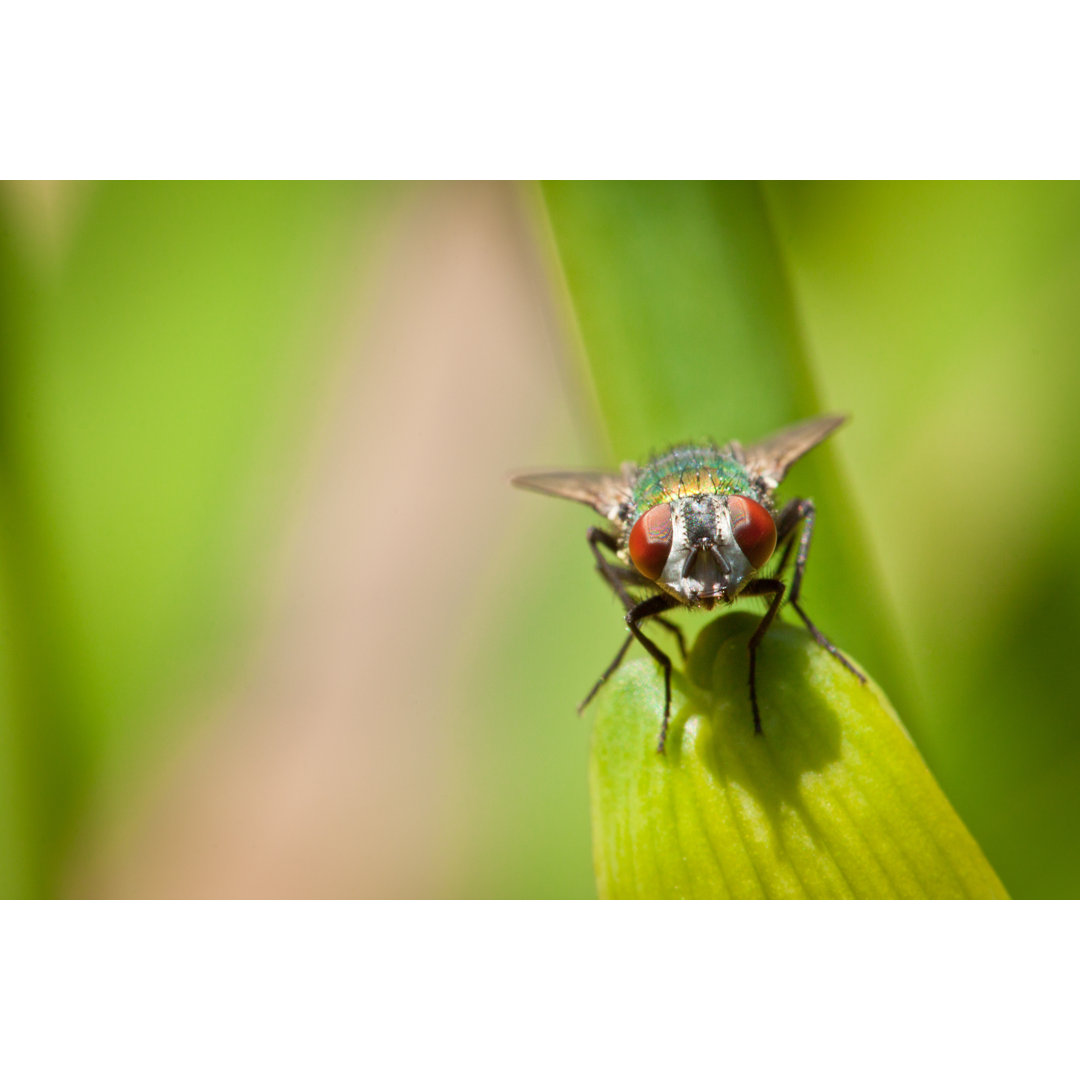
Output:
774,498,815,600
770,532,798,583
580,592,680,753
774,498,866,684
741,577,785,734
626,594,681,753
578,634,633,714
587,526,686,657
646,613,687,660
588,526,635,610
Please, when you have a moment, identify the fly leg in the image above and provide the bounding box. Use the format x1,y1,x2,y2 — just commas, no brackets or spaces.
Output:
578,635,632,713
771,524,798,580
587,527,686,657
653,617,687,660
579,592,680,753
628,594,682,753
587,526,635,610
741,577,786,734
774,498,866,684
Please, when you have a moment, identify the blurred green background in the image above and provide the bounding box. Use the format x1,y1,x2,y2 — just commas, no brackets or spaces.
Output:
0,181,1077,898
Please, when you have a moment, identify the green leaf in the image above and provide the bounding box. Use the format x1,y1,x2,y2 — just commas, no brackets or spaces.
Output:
541,181,819,454
590,612,1007,899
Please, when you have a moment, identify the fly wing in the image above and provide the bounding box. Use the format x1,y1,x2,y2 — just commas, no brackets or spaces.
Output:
510,468,632,523
735,414,847,491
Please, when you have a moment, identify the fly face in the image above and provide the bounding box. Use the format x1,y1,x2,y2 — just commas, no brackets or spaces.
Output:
511,414,864,752
628,493,777,610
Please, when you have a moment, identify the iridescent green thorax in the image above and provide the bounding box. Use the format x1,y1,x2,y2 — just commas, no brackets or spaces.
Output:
630,445,758,514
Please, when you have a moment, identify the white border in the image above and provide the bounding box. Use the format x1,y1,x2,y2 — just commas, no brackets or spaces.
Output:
0,902,1072,1078
4,2,1080,177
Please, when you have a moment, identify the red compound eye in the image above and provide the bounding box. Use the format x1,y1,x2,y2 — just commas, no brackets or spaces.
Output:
628,503,673,581
728,496,776,570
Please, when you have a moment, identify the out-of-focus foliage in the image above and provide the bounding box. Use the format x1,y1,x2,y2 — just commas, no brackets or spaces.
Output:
766,182,1080,898
0,182,378,896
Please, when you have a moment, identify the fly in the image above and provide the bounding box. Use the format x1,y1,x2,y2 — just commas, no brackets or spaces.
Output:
511,414,865,752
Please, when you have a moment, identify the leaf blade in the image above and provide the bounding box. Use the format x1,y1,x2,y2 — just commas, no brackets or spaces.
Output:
590,614,1007,900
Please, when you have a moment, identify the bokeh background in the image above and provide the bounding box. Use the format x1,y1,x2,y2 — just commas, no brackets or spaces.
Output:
0,181,1077,898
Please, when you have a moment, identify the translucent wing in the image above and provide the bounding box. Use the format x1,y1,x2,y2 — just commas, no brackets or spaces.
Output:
510,468,632,523
735,414,847,491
